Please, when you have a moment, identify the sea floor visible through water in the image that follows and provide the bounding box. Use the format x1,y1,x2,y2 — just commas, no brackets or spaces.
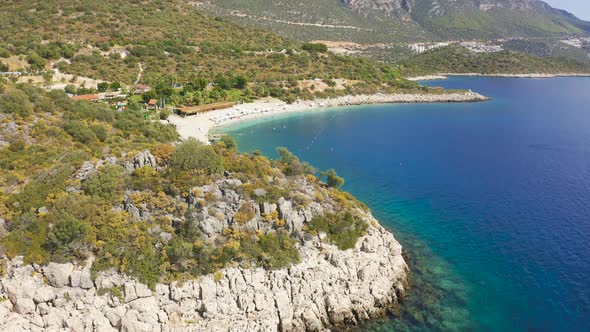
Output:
221,76,590,332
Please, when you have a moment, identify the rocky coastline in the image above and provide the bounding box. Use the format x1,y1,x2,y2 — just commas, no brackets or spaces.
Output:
0,153,409,332
410,73,590,80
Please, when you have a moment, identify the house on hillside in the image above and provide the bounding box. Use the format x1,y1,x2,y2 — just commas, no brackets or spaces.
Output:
147,99,159,110
135,84,151,94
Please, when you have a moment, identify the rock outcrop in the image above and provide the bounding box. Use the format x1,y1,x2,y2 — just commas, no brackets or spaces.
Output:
1,170,408,331
0,223,407,331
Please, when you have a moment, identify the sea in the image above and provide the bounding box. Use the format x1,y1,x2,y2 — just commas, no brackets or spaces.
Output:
220,77,590,331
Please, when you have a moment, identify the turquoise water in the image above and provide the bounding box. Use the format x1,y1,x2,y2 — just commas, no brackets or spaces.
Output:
221,77,590,331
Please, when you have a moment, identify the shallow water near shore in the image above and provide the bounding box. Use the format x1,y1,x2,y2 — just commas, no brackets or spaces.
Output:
222,77,590,331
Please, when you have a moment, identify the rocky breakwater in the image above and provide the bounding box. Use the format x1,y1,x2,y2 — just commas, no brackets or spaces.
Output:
0,152,408,331
320,91,488,105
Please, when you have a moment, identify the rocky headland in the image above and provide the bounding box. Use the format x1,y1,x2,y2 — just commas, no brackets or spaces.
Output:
0,151,409,332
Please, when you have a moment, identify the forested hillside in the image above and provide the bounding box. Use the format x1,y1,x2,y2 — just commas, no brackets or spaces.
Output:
0,83,368,286
399,46,590,76
0,0,424,103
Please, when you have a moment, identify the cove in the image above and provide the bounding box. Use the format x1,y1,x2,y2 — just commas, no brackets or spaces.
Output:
220,77,590,331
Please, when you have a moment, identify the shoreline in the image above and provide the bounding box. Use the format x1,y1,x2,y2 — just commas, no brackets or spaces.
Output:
408,72,590,80
168,91,488,143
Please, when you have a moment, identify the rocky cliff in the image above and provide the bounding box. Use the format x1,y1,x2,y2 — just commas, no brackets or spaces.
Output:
0,152,409,331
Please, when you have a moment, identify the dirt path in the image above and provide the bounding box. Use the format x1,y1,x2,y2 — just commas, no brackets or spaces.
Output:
134,62,143,85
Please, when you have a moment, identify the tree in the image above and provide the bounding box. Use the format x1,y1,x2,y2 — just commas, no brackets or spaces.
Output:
142,90,157,103
234,75,248,89
215,74,232,90
276,147,305,176
276,147,296,164
171,138,223,174
192,77,208,91
26,52,47,71
322,169,345,188
64,84,77,95
97,82,109,92
90,124,108,142
110,82,121,91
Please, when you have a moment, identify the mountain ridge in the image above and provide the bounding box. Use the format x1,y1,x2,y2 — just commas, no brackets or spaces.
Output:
203,0,590,42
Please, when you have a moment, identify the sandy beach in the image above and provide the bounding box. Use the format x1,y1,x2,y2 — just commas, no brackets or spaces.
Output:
168,91,488,143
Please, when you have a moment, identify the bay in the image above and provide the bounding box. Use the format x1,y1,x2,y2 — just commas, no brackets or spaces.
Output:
221,77,590,331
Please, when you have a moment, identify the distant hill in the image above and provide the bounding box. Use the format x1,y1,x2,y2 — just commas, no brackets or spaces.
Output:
202,0,590,42
398,45,590,76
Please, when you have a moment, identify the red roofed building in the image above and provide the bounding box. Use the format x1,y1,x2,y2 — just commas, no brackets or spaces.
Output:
71,94,100,101
147,99,159,110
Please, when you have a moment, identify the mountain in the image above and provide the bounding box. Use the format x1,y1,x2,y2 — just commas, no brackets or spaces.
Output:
202,0,590,42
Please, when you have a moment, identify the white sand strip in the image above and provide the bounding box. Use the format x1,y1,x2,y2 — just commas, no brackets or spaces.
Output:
168,91,488,143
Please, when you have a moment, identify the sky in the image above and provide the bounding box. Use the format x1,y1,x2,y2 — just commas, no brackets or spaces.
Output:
544,0,590,20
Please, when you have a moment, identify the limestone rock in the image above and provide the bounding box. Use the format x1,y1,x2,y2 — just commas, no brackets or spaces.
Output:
33,287,55,303
133,150,157,169
14,298,36,314
44,262,74,288
0,176,408,332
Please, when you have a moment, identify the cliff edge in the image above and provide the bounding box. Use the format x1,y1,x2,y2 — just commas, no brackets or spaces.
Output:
0,150,408,331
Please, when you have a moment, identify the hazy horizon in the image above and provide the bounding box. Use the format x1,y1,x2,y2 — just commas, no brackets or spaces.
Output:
545,0,590,21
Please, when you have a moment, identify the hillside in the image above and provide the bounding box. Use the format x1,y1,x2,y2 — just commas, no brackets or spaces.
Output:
0,83,408,330
0,0,425,104
398,46,590,76
203,0,590,42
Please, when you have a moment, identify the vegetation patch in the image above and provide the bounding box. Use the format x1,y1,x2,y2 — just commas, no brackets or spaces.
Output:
309,211,368,250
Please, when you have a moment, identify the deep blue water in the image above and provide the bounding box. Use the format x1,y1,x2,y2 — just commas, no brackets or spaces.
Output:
221,77,590,331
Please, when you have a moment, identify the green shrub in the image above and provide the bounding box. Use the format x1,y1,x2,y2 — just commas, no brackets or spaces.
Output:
255,232,300,269
171,138,223,175
0,88,33,117
302,43,328,53
309,212,368,250
8,140,26,152
90,124,108,142
63,120,97,144
45,213,89,261
159,109,171,120
218,135,237,150
82,164,125,200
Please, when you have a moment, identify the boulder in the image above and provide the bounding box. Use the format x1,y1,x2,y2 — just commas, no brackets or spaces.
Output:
43,263,74,288
14,298,36,314
133,150,157,170
33,287,55,303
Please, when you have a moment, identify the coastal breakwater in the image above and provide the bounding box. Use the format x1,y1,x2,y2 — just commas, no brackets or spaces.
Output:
0,170,408,331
